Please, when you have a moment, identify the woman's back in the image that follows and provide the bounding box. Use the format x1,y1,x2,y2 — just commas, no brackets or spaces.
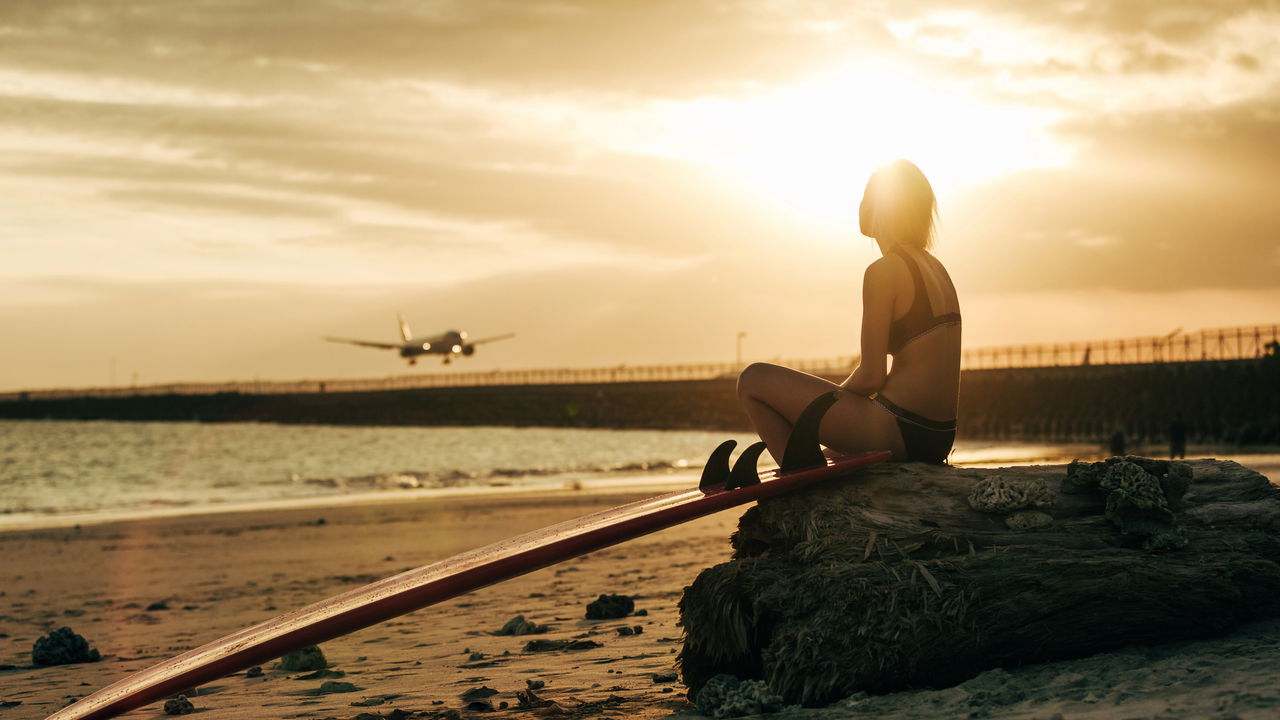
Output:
879,247,961,421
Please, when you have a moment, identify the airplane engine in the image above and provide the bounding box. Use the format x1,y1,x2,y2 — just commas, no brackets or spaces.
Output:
462,344,476,356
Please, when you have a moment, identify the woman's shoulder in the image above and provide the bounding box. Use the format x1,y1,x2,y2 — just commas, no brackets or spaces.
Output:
865,253,910,283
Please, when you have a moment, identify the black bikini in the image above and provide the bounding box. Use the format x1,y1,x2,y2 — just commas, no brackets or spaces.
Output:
873,247,961,464
886,247,962,355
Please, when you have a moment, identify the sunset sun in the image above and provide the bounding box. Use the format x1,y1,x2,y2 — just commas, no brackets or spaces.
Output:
661,60,1071,227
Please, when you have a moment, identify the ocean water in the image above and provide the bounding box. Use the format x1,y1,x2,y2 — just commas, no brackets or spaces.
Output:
1,420,1275,528
0,420,765,522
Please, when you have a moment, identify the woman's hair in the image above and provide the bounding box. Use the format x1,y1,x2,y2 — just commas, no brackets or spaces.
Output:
859,159,938,250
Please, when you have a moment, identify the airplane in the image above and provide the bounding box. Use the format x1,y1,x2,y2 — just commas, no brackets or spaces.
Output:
326,313,515,365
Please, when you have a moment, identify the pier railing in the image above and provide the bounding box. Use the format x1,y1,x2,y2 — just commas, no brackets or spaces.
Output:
960,324,1280,370
3,324,1276,401
0,357,859,401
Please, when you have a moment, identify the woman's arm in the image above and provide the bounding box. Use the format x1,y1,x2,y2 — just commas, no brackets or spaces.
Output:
841,259,895,396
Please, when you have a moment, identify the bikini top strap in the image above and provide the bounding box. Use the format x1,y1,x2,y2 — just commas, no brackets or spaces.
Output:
892,246,929,311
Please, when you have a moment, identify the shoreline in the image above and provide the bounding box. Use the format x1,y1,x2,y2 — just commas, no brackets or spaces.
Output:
5,443,1275,534
0,470,704,533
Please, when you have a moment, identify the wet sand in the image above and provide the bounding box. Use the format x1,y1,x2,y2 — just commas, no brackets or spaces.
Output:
4,477,1280,720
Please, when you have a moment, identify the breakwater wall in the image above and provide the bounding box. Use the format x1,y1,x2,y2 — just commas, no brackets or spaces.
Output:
3,359,1277,445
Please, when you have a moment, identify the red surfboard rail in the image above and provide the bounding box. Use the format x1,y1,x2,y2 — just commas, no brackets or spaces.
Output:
47,450,889,720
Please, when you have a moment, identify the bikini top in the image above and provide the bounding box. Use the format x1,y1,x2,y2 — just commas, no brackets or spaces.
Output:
887,247,962,355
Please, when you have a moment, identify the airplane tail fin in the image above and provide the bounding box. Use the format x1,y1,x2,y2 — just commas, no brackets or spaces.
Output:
398,312,412,342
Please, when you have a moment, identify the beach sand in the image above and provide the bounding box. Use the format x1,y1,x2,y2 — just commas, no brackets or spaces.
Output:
4,481,1280,720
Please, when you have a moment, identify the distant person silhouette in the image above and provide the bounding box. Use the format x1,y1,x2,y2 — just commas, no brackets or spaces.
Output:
1168,416,1188,459
737,160,961,464
1109,426,1126,457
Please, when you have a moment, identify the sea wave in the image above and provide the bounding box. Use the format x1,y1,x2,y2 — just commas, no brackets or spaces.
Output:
294,458,693,491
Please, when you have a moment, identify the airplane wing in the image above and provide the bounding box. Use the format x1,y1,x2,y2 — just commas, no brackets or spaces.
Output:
324,336,403,350
469,332,516,345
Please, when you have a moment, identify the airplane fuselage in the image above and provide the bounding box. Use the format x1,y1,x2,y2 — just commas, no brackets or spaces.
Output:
398,330,474,360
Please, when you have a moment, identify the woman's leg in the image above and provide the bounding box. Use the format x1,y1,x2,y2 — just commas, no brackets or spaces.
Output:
736,362,905,463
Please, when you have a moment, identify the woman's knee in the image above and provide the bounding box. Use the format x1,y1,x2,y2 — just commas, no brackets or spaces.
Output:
736,362,781,399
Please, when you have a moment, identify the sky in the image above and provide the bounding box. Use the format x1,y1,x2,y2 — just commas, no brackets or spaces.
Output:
3,0,1280,390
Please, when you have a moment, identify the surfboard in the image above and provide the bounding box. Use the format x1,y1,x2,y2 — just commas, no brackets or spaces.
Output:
49,392,885,720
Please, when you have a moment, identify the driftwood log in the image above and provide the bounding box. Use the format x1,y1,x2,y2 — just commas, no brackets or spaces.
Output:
678,457,1280,706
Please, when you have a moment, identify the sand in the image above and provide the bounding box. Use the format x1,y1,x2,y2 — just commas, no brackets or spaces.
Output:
4,482,1280,720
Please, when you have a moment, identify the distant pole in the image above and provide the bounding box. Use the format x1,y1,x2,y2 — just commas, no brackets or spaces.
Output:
736,332,747,366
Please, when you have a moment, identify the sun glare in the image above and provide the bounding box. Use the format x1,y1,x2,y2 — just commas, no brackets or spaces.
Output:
659,61,1071,228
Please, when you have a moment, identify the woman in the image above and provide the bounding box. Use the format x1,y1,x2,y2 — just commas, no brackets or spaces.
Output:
736,159,961,464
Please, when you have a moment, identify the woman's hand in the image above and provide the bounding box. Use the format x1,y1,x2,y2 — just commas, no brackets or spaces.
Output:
840,366,883,397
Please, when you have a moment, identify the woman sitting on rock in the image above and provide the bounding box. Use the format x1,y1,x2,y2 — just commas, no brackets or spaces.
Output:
736,159,961,464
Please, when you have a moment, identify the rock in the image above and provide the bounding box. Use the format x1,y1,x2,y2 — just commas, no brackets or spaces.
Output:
652,672,678,683
162,695,194,715
681,459,1280,706
459,686,499,702
276,645,327,672
244,666,263,678
496,614,549,635
32,627,100,667
585,594,634,619
316,680,359,694
524,639,602,652
517,689,553,708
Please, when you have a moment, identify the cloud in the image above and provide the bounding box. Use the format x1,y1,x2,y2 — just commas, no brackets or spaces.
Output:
886,1,1280,114
912,0,1269,43
1,77,806,260
105,186,339,219
0,1,893,96
943,93,1280,292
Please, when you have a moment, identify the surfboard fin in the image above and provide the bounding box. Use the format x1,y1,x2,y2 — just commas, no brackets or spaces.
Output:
699,439,737,491
780,390,841,473
726,441,768,490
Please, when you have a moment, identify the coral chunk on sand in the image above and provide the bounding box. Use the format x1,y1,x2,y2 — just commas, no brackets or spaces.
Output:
694,674,785,718
276,644,327,672
32,627,100,667
162,695,194,715
495,614,549,635
967,476,1054,513
585,593,634,619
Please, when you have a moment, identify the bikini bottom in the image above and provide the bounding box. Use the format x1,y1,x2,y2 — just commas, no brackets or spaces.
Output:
872,394,957,464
